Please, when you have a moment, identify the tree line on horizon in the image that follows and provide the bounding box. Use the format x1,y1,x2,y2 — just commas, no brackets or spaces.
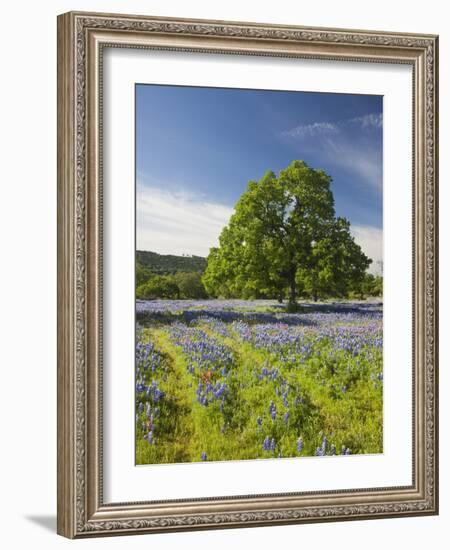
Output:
137,161,383,305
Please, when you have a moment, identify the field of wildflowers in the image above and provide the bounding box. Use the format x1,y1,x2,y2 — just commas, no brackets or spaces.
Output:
135,300,383,464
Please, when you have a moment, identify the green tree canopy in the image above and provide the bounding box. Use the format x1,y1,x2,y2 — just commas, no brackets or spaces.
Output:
136,261,152,287
136,275,179,300
174,271,208,299
203,160,371,305
350,273,383,299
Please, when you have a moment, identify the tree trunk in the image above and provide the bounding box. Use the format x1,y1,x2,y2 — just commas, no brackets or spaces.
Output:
313,290,318,302
288,278,297,306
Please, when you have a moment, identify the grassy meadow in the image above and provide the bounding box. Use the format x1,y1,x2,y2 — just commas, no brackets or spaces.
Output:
135,299,383,464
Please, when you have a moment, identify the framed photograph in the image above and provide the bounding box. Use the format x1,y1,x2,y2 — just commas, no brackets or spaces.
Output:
57,11,439,538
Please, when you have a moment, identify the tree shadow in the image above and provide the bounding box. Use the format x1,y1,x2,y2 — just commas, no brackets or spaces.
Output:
137,302,382,328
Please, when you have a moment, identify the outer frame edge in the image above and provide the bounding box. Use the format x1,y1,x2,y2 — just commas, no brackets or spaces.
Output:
56,10,439,538
57,11,76,540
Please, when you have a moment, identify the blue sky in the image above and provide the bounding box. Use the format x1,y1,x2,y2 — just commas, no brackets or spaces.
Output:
136,84,383,273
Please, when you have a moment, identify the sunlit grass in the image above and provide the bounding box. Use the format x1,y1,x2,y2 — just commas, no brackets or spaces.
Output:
135,300,382,464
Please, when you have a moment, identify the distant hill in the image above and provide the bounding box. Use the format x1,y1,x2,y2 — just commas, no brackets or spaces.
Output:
136,250,207,275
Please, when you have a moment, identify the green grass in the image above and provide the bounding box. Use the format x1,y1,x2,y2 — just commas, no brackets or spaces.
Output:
135,318,382,464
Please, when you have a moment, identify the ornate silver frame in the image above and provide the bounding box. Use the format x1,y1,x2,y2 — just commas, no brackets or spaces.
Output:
57,11,439,538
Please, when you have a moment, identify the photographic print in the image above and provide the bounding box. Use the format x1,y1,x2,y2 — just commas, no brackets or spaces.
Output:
135,85,383,465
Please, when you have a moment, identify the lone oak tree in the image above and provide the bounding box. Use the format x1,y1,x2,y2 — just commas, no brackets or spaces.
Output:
203,160,371,306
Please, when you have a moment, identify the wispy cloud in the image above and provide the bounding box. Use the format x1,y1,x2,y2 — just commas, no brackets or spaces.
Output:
351,224,383,275
320,136,382,191
348,113,383,129
281,121,338,139
280,112,383,191
137,182,233,257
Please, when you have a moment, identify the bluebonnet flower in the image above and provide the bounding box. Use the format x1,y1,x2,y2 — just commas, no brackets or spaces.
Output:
136,339,163,373
201,452,207,461
136,382,146,393
154,386,165,402
258,363,280,382
263,436,271,451
269,401,277,421
281,388,289,408
146,380,165,402
136,299,383,462
213,382,227,399
297,437,303,453
145,430,155,445
168,323,234,374
270,438,276,451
